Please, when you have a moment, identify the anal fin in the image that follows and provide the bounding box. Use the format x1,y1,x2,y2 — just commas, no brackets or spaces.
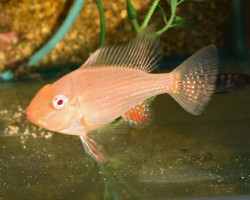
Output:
122,101,152,129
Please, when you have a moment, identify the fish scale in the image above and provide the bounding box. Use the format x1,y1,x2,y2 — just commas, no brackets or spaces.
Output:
69,67,171,124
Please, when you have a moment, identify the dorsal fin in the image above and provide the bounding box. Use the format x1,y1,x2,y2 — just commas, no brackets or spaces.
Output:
81,26,162,72
122,101,152,129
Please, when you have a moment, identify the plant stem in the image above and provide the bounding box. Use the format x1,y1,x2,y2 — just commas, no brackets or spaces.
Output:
155,1,177,38
28,0,85,67
95,0,106,46
126,0,140,33
141,0,161,29
131,19,140,34
0,69,15,81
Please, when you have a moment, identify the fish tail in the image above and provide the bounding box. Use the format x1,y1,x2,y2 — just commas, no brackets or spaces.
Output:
169,45,219,115
80,135,104,163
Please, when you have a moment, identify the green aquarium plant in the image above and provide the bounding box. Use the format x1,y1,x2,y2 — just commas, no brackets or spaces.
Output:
127,0,196,38
95,0,198,47
95,0,106,46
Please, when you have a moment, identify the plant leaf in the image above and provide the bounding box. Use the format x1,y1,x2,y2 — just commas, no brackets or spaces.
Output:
156,5,167,24
171,16,196,29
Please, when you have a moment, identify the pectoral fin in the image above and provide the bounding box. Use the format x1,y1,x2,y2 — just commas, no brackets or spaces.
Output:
80,135,104,163
80,117,104,163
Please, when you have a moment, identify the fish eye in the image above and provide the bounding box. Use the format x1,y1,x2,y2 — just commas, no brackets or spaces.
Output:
53,94,68,109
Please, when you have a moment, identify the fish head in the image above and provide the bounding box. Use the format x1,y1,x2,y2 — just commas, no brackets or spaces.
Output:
26,84,79,133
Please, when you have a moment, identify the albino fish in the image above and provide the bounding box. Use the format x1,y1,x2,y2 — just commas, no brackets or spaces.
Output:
26,27,219,163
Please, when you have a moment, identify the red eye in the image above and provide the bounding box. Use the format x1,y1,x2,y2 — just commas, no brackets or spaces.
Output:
53,94,68,109
57,99,63,106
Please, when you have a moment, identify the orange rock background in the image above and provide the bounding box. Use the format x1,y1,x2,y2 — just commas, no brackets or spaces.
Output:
0,0,231,73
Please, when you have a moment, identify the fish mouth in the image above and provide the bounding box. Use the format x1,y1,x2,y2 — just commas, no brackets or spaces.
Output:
26,109,35,124
26,108,63,132
26,106,48,128
26,111,45,127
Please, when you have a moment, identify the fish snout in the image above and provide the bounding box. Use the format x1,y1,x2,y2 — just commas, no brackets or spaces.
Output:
26,107,49,129
26,105,38,124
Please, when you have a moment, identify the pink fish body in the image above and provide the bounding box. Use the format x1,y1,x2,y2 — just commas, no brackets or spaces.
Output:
26,27,219,162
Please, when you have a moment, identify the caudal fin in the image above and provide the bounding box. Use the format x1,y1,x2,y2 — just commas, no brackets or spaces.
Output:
170,45,219,115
